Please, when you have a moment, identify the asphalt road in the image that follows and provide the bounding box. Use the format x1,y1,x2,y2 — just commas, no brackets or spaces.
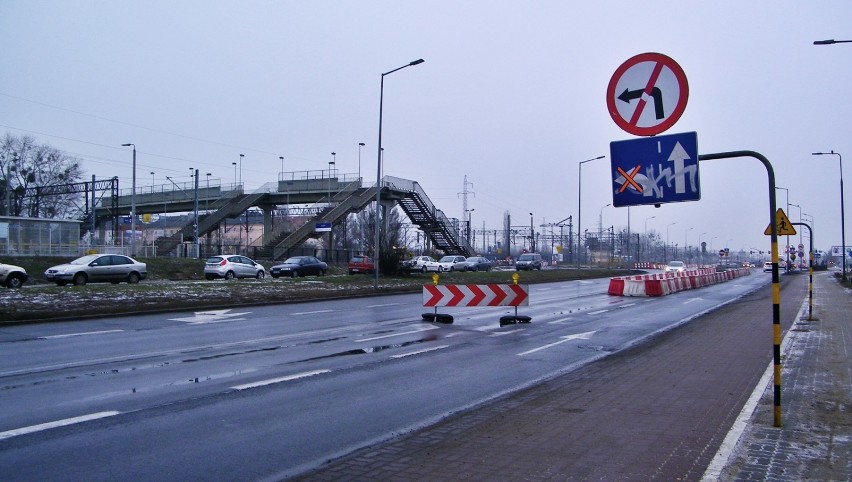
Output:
0,271,772,481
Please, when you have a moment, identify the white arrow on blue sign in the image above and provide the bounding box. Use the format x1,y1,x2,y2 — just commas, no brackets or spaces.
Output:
609,131,700,207
315,222,332,232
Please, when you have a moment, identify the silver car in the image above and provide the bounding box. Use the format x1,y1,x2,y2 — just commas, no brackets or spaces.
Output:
44,254,147,286
204,255,266,280
0,261,29,288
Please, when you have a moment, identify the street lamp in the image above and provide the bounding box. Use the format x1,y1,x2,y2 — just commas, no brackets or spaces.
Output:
814,39,852,45
644,215,656,262
239,154,244,187
530,213,535,253
684,227,694,263
775,186,791,268
231,162,237,188
666,222,677,263
279,156,284,175
790,203,803,247
577,155,606,266
374,58,425,288
358,142,365,182
465,208,475,245
813,151,846,280
150,171,155,194
121,143,137,257
328,158,336,203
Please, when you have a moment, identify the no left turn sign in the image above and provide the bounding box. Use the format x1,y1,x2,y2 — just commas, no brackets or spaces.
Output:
606,52,689,136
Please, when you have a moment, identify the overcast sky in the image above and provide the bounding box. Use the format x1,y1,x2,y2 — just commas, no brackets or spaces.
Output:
2,2,851,256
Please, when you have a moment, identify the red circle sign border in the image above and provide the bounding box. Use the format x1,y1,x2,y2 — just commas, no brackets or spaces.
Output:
606,52,689,136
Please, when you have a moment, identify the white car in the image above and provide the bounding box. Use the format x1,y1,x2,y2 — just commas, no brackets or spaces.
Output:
402,255,440,273
436,255,468,272
664,260,686,273
0,261,29,288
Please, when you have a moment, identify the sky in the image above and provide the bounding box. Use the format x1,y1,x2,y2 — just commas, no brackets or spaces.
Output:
2,1,851,257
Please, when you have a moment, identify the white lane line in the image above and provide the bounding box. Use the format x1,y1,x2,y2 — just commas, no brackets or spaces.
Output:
0,411,121,441
232,369,331,391
491,329,525,336
683,298,703,304
39,330,124,339
356,325,439,343
367,303,403,308
390,345,449,359
587,309,609,315
618,303,637,308
547,318,573,324
291,309,335,315
517,331,597,356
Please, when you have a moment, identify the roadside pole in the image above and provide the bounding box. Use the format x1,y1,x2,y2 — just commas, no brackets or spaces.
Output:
699,150,783,428
793,222,815,321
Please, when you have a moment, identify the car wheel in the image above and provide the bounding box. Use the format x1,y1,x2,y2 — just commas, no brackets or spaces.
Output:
5,273,24,289
127,272,141,284
421,266,427,273
256,271,265,279
290,270,299,278
319,269,326,276
73,273,87,286
225,271,235,280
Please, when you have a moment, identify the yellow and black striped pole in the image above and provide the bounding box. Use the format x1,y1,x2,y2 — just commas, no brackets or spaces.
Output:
700,150,782,427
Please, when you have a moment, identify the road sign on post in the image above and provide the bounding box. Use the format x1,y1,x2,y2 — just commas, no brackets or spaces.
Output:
610,131,700,207
607,52,689,136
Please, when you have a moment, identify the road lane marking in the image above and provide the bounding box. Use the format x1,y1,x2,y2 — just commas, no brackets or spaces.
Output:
291,309,335,315
231,369,331,390
517,331,597,356
390,345,449,359
356,326,438,343
40,330,124,339
0,411,121,441
618,303,637,308
491,329,525,336
367,303,403,308
684,298,703,304
171,309,250,324
587,309,609,315
547,317,575,324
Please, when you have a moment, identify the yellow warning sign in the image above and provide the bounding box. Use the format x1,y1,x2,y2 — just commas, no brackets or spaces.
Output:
764,208,797,236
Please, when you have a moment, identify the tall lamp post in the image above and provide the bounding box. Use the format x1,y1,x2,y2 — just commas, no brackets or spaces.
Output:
577,155,606,266
358,142,365,182
374,58,425,288
665,222,677,263
684,227,694,263
644,215,656,262
121,143,137,257
813,151,846,280
239,154,244,187
775,186,790,268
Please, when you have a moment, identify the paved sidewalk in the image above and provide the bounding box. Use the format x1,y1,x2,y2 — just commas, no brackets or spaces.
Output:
287,272,845,481
714,272,852,481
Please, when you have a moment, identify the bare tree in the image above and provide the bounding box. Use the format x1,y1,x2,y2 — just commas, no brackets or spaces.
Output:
1,133,84,218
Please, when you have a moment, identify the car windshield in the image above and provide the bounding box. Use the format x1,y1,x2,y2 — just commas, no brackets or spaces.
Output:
668,261,684,267
438,257,455,262
206,257,224,263
518,254,536,261
351,257,365,262
283,257,303,264
70,254,100,265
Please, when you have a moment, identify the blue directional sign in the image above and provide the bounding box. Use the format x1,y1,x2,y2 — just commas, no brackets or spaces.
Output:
609,131,700,207
315,222,332,233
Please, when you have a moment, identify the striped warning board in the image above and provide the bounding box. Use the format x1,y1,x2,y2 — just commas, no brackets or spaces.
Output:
422,284,529,307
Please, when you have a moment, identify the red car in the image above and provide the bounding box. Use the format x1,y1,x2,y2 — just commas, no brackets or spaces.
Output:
348,255,375,275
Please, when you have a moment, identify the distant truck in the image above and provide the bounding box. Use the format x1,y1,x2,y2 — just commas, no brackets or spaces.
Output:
348,255,375,275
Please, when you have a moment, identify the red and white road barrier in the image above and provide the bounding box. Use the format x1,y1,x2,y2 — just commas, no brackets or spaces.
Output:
423,284,529,307
607,268,751,297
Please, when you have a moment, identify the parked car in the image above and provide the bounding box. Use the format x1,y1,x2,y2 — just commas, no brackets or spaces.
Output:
271,256,328,278
515,253,542,271
204,255,266,280
665,260,686,273
44,254,147,286
763,261,773,272
401,255,440,273
436,255,468,272
348,255,375,275
462,256,492,272
0,261,28,288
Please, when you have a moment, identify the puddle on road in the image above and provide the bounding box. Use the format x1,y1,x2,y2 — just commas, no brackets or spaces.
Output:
297,339,430,362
